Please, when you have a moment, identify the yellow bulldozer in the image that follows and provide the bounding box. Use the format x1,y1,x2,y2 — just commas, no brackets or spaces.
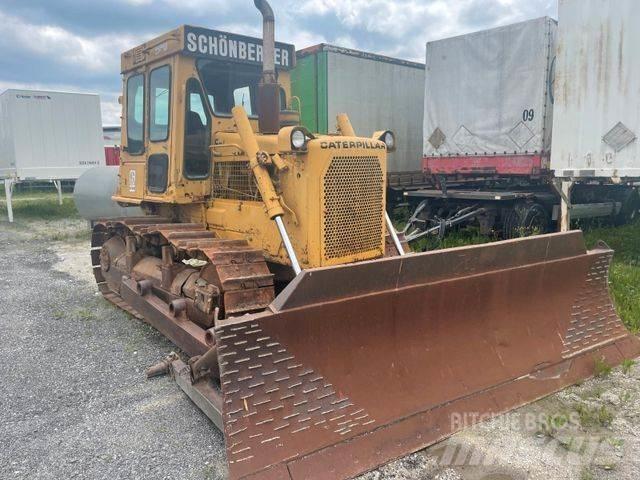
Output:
90,1,640,478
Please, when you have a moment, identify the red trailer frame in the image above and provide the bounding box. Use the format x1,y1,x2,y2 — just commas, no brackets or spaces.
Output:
423,154,548,177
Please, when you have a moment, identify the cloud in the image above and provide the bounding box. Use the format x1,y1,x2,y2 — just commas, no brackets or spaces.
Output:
0,10,143,74
0,0,557,126
101,99,123,126
293,0,556,60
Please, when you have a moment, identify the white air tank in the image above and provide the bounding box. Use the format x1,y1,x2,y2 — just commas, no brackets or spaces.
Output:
73,166,143,221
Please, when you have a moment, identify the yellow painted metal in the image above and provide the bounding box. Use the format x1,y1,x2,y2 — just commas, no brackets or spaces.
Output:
336,113,356,137
232,106,285,219
114,27,390,269
206,136,387,268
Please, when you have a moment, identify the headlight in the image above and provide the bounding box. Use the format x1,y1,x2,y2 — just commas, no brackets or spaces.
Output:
378,130,396,152
291,128,308,150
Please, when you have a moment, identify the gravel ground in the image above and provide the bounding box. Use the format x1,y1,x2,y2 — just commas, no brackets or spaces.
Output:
0,220,227,480
1,218,639,480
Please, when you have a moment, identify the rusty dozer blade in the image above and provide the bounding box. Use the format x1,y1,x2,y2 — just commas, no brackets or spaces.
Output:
214,231,640,480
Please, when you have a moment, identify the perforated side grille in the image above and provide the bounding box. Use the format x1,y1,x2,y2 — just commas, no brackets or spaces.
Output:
323,156,384,260
212,161,260,201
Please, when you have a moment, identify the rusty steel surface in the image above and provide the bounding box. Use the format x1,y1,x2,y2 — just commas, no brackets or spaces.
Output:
91,217,275,346
215,231,640,480
119,277,210,357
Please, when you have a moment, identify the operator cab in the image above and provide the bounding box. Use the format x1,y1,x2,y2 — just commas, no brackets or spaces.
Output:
116,25,297,206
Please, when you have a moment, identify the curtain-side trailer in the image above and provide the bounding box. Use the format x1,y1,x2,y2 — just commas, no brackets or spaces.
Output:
291,43,426,197
403,13,639,244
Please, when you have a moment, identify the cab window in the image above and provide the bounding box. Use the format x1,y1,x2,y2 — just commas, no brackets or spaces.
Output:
126,74,144,155
149,65,171,142
233,86,254,115
197,60,261,116
183,78,211,179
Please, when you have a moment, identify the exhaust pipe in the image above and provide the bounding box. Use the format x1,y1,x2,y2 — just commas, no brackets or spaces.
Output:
254,0,280,133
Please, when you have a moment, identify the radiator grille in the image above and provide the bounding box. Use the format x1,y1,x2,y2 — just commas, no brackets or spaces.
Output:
212,161,260,201
323,156,384,260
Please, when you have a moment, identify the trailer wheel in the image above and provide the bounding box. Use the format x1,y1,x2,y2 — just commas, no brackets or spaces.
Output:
503,203,550,239
615,188,639,226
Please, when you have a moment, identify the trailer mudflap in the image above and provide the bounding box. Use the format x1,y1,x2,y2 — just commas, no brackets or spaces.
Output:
215,231,640,480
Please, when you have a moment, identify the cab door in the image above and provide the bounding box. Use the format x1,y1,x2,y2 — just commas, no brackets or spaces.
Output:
118,71,146,201
118,63,173,203
145,64,172,197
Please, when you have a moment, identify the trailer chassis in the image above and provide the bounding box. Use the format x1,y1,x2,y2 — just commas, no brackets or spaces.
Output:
402,182,636,244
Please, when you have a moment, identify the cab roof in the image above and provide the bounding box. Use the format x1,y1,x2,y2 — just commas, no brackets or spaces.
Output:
121,25,296,73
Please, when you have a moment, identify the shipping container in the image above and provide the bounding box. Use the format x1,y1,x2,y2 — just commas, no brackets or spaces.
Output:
292,44,425,174
0,89,105,221
423,17,557,175
551,0,640,179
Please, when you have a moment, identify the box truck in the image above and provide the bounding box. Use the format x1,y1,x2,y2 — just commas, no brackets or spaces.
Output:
0,89,105,221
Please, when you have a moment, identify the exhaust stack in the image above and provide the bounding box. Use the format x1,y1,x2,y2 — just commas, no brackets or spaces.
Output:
254,0,280,133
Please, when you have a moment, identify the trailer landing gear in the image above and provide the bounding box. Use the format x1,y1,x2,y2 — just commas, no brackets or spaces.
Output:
4,178,14,223
559,181,574,232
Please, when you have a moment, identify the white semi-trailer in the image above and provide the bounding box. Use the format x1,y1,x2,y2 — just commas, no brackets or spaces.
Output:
552,0,640,229
0,89,105,222
403,8,639,243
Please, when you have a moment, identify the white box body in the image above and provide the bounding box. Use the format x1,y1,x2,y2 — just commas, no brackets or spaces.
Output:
551,0,640,179
0,90,104,181
424,17,557,157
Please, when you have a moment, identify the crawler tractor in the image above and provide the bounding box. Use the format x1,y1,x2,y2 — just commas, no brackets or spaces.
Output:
90,2,640,479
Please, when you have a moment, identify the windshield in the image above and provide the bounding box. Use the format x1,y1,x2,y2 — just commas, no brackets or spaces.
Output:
197,59,261,116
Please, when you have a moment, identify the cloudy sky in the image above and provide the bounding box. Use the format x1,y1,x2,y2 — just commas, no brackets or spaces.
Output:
0,0,556,125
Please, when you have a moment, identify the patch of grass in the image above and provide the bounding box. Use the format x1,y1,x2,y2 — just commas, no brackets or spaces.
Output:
538,412,570,436
584,219,640,333
37,228,91,242
535,408,581,445
594,357,613,378
608,437,624,448
606,263,640,333
75,308,97,322
580,468,595,480
577,386,606,402
412,226,494,252
391,206,411,228
621,359,636,375
557,436,585,453
0,195,79,220
574,403,614,428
